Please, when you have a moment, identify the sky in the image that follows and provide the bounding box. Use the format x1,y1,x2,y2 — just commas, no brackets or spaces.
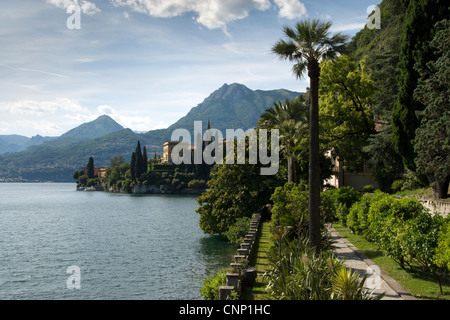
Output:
0,0,379,137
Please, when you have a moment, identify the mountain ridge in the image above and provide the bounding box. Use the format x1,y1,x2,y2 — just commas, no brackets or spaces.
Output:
0,83,302,181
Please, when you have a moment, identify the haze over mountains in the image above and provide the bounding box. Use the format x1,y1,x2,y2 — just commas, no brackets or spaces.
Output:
0,83,302,182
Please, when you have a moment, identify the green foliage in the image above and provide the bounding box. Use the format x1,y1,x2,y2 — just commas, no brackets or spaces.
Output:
200,269,227,300
86,157,95,179
392,0,449,170
270,182,309,238
264,239,381,300
402,168,426,190
196,162,281,235
102,158,130,192
269,183,359,239
77,174,88,187
224,217,251,246
187,179,206,189
435,220,450,272
346,191,387,234
413,19,450,199
319,55,376,171
361,185,375,193
391,179,404,193
320,186,361,223
331,267,380,300
258,97,309,183
343,190,449,292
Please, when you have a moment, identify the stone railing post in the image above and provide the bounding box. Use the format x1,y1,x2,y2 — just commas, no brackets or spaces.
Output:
218,212,262,300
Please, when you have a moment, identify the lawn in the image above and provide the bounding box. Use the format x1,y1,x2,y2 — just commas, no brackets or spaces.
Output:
333,223,450,300
242,221,273,300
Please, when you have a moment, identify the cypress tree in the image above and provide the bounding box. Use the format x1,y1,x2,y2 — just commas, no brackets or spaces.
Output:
142,146,148,174
392,0,449,170
87,157,95,179
130,152,136,181
135,140,144,179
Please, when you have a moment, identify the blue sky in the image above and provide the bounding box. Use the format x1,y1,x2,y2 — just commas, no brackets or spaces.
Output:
0,0,379,137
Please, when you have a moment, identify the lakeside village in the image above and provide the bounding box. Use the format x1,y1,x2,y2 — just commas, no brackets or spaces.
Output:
74,121,221,195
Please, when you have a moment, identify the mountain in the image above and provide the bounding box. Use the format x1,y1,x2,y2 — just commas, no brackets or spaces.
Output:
60,115,124,139
0,134,56,154
0,83,302,182
140,83,302,146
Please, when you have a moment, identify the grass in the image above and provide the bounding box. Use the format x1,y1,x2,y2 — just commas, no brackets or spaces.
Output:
394,186,450,202
242,221,273,300
333,223,450,300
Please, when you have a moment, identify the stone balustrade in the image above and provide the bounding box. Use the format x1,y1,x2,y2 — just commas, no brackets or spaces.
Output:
218,213,261,300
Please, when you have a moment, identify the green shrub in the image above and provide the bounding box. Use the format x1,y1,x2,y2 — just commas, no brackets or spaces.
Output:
200,269,228,300
188,179,206,189
335,186,361,208
270,182,309,238
321,186,361,223
346,190,449,292
336,203,349,226
402,168,426,190
435,219,450,272
264,239,381,300
346,191,385,234
224,217,251,246
320,190,338,222
391,179,404,193
361,185,376,193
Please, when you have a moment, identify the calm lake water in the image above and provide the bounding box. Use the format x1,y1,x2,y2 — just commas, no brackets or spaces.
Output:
0,183,235,300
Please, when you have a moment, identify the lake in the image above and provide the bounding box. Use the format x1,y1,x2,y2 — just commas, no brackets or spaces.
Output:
0,183,235,300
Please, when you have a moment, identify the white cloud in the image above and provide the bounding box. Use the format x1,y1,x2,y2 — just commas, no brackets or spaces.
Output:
111,0,272,30
0,98,87,116
46,0,100,15
15,119,64,136
0,99,91,136
98,105,115,115
273,0,307,19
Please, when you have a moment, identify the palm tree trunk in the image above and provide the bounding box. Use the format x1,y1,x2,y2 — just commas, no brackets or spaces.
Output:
288,157,295,183
308,61,321,252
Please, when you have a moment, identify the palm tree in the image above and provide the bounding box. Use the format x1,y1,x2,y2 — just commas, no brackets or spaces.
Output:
272,19,348,251
258,98,308,183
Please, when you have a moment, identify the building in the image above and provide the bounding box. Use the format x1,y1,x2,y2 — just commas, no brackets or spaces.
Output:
324,151,379,191
324,120,386,191
82,166,107,178
162,120,226,164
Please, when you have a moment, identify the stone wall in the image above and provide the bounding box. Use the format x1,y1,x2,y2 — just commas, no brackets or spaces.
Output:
218,213,261,300
420,199,449,218
132,184,207,195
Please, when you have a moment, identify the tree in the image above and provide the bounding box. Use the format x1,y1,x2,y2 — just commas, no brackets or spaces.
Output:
87,157,95,179
413,19,450,199
319,55,376,172
272,19,348,250
134,141,144,179
258,97,308,183
110,155,126,167
196,135,282,235
130,152,136,181
196,162,281,235
392,0,449,170
142,146,148,174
